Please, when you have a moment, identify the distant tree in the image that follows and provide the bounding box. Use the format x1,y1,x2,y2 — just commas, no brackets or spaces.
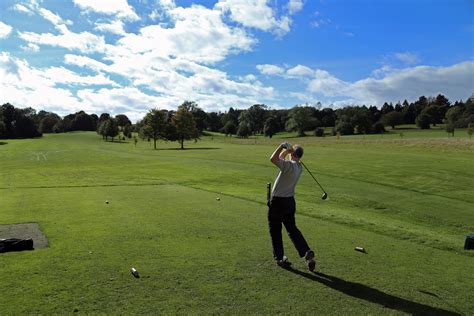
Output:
238,110,255,135
115,114,131,127
334,120,354,135
286,106,317,137
140,109,167,149
0,120,6,138
14,115,42,138
335,106,372,134
104,118,119,141
53,120,66,133
222,120,237,136
221,107,239,127
445,106,464,128
123,124,133,138
247,104,268,134
314,127,325,137
320,108,336,127
394,102,403,112
368,106,382,125
382,111,404,129
402,101,417,124
206,112,222,132
39,115,60,133
372,122,385,134
381,102,394,115
190,105,208,134
416,111,431,129
445,122,455,137
0,103,16,138
263,116,279,138
72,111,96,131
0,103,41,138
236,121,251,138
172,103,199,149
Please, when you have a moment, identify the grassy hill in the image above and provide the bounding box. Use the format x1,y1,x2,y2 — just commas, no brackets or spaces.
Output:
0,129,472,314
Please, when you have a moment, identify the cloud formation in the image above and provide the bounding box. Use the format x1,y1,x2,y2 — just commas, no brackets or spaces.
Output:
72,0,140,21
0,21,12,39
261,61,474,105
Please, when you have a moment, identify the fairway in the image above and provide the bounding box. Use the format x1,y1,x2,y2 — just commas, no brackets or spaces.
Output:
0,132,473,314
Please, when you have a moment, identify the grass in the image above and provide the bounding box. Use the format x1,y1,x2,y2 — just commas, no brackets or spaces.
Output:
0,129,473,314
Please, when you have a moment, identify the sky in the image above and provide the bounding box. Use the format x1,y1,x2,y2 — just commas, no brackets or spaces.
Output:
0,0,473,121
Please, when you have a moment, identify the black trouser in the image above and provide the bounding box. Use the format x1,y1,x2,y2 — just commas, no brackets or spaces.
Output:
268,196,310,260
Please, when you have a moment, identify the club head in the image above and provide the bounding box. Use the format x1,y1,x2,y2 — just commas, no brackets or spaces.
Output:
321,192,328,200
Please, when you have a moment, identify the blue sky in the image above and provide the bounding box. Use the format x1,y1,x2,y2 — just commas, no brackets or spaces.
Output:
0,0,473,121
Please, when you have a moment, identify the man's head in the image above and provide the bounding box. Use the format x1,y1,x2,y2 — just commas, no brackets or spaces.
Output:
291,144,304,160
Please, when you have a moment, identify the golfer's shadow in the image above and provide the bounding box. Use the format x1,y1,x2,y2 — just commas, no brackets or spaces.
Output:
286,268,460,316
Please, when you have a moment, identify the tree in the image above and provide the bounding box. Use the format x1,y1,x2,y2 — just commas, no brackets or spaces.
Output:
39,115,60,133
140,109,167,149
115,114,131,127
123,124,133,138
206,112,222,132
381,102,394,115
236,121,251,138
72,111,96,131
247,104,268,134
191,106,208,134
445,122,455,137
172,103,199,149
263,116,279,138
104,118,119,141
416,111,431,129
320,108,336,127
285,106,318,137
222,120,237,136
0,120,6,138
382,111,404,129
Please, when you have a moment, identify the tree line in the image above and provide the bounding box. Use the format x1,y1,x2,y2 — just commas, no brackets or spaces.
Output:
1,93,473,144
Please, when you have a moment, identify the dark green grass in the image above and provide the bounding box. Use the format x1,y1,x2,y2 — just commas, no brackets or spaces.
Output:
0,131,472,314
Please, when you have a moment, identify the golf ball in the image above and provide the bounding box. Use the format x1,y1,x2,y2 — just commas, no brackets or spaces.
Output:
216,197,220,201
105,200,109,204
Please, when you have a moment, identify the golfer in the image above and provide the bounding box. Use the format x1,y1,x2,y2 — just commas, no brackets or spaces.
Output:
268,142,316,271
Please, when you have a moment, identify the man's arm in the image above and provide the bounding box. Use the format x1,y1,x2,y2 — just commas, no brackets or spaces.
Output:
270,143,293,167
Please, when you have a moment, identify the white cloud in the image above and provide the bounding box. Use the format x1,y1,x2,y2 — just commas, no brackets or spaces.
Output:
306,61,474,105
393,52,420,65
0,21,13,39
21,43,40,52
287,0,304,14
95,20,126,35
215,0,292,36
12,4,34,15
111,4,255,64
73,0,140,21
18,27,106,54
43,67,118,86
39,8,73,27
64,54,110,72
287,64,314,77
257,64,285,75
0,53,85,113
308,69,348,97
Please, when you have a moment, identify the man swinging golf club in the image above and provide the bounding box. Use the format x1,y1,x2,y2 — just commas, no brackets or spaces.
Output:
268,142,316,271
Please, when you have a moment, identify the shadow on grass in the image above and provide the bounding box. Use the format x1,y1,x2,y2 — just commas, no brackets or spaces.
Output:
0,142,7,145
285,268,460,315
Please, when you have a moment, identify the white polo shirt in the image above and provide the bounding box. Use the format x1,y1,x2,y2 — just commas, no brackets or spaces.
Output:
271,159,302,198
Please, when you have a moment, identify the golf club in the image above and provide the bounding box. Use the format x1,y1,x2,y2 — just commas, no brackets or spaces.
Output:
300,161,328,200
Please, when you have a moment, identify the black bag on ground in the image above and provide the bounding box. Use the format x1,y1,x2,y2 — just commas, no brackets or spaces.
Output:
0,238,34,253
